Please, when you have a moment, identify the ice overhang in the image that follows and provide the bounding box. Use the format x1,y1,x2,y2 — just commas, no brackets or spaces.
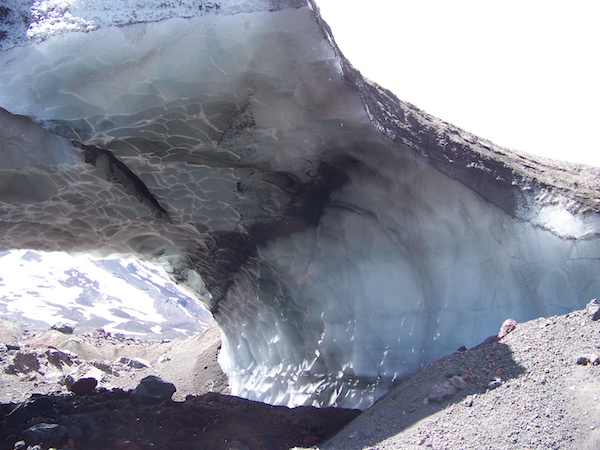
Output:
0,0,599,409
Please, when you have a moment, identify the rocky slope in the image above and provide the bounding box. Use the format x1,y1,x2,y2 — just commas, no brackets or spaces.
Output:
0,324,359,449
321,300,600,450
1,301,599,449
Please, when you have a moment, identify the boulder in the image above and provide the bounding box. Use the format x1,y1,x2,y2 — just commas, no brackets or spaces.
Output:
133,375,176,401
51,322,75,334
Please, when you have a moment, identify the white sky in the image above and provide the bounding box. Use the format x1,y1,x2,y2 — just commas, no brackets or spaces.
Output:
317,0,600,167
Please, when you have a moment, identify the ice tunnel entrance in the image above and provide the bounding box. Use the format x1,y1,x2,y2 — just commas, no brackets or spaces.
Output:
0,249,215,339
0,0,600,411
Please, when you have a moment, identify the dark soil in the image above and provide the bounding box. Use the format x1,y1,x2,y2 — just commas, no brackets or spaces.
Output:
0,390,359,450
0,325,359,449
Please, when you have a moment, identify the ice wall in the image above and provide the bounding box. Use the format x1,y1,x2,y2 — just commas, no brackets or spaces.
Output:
0,0,599,409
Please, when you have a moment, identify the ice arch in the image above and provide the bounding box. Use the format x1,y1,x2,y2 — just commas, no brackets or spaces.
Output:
1,0,599,409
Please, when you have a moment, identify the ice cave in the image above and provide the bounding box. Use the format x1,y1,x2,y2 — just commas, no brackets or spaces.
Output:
1,0,599,409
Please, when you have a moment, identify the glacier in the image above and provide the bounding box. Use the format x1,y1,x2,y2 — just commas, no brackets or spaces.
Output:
0,0,599,409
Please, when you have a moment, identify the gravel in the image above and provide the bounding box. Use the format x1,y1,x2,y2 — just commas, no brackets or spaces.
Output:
321,300,600,450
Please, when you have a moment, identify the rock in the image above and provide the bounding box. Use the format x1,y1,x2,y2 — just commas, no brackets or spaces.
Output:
10,351,40,373
92,328,110,338
21,423,68,447
444,368,463,378
50,322,75,334
63,364,104,394
498,318,518,339
576,354,600,365
448,375,468,390
463,395,477,407
4,395,56,430
424,375,467,405
61,413,102,442
45,348,76,368
66,377,98,395
90,359,116,374
116,356,151,369
427,381,457,403
133,375,176,401
488,378,503,390
586,299,600,321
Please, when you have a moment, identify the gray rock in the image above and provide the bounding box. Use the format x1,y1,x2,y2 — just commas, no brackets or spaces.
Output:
586,299,600,321
21,423,68,447
498,318,518,339
427,381,458,403
575,354,600,365
9,351,40,374
4,396,56,430
51,322,75,334
462,394,477,407
116,356,151,369
488,378,503,390
65,377,98,395
45,348,76,368
133,375,176,401
448,375,468,390
63,364,104,393
90,359,116,374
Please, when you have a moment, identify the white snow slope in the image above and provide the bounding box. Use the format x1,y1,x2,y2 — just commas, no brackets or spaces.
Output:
0,249,214,338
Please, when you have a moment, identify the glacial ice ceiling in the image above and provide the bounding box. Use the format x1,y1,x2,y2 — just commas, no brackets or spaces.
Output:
1,0,600,409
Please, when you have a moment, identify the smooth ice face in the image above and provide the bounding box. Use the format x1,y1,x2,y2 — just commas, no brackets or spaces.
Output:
1,1,600,409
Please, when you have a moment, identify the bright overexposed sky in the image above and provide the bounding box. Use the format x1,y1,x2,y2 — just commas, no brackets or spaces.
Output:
317,1,600,167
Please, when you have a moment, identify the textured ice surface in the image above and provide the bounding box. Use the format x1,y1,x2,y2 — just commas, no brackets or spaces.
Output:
0,1,599,409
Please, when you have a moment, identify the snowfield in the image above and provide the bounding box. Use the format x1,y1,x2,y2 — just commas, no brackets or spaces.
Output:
0,249,214,338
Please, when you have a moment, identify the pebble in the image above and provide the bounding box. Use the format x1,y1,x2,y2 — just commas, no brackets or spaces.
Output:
575,354,600,366
487,378,503,390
